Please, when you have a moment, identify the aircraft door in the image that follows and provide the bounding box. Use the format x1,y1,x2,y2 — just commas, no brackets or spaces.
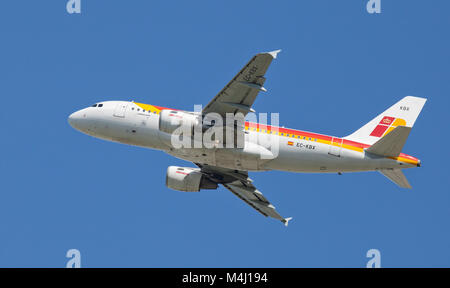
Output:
113,102,128,118
328,137,342,157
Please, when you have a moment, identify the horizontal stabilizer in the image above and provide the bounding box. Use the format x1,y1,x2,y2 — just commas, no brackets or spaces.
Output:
379,169,412,189
366,126,411,157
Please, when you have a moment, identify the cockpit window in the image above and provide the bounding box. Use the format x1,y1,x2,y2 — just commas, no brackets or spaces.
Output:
98,104,103,107
92,104,97,107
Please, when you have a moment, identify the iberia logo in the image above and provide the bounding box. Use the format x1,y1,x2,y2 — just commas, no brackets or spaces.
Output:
370,116,406,137
382,118,393,125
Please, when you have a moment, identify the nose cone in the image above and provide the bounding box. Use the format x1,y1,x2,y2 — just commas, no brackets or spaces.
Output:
68,112,75,127
68,110,87,132
68,111,79,128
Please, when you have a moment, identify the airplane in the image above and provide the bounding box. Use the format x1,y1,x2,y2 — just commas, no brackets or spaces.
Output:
68,50,427,226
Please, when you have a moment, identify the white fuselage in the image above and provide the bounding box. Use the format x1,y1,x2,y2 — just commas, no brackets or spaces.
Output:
68,101,418,173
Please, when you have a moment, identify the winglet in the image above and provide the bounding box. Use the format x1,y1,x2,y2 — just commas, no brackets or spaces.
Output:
283,217,293,227
266,49,282,59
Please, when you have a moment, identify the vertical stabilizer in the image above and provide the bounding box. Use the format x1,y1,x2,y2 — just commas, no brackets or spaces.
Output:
345,96,426,145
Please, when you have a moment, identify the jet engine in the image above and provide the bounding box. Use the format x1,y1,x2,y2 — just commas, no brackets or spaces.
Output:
165,166,218,192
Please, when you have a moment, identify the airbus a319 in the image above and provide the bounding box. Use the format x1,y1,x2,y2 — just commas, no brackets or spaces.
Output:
68,50,426,226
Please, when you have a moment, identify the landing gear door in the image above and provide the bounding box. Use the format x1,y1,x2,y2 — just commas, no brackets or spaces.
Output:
113,102,128,118
328,137,342,157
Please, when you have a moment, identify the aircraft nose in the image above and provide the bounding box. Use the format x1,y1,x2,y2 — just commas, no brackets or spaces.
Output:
68,113,75,126
68,110,85,130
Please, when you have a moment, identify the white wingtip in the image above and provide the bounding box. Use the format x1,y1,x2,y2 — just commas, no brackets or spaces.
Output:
266,49,282,59
283,217,293,227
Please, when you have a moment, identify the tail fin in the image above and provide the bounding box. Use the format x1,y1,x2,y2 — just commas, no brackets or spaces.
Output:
379,169,412,189
345,96,427,145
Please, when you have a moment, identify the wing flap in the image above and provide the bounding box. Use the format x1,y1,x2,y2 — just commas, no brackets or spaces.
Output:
197,163,291,226
223,181,290,225
223,183,269,217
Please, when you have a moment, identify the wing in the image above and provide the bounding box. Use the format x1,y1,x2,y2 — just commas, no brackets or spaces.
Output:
202,50,281,117
197,164,292,226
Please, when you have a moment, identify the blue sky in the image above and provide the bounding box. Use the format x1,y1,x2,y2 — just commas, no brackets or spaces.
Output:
0,0,449,267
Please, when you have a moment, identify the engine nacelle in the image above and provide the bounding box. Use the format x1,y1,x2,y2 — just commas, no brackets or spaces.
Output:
166,166,218,192
159,110,199,135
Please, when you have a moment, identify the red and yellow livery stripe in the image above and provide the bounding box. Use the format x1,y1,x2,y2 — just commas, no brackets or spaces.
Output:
133,102,170,114
133,102,420,166
244,122,420,166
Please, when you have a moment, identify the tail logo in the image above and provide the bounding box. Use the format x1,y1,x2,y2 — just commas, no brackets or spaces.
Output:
370,116,406,138
381,118,393,125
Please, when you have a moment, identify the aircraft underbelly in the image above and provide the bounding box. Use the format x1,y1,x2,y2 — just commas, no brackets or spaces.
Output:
165,147,271,171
